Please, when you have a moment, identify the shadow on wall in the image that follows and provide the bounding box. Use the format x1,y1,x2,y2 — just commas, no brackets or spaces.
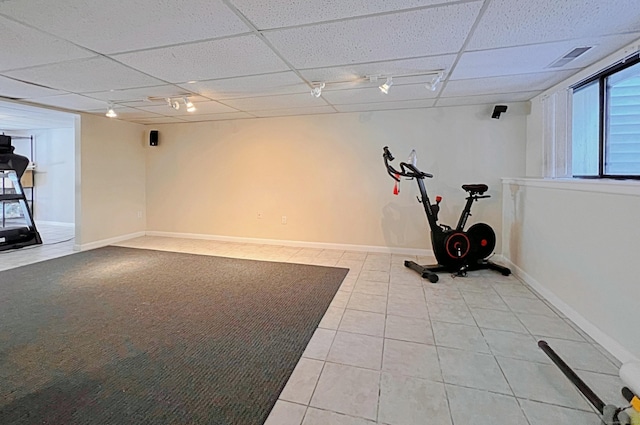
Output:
381,202,424,247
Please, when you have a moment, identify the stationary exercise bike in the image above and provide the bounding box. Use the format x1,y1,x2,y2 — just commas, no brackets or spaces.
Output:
382,146,510,283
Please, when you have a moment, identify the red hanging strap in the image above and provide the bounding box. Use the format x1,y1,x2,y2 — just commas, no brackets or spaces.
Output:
393,173,400,195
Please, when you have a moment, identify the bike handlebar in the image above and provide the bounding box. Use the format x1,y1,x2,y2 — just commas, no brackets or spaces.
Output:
383,146,433,181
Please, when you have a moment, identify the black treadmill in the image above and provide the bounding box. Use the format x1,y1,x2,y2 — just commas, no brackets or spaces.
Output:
0,134,42,251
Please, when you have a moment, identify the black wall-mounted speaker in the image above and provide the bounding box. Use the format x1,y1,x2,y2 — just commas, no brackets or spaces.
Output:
492,105,508,119
149,130,159,146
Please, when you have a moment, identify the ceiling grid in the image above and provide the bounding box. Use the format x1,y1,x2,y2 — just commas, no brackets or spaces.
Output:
0,0,637,124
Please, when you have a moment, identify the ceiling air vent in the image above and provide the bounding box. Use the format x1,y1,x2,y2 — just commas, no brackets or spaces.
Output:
548,47,593,68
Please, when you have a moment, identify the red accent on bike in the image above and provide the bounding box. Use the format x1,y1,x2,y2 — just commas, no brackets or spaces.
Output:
481,239,488,247
435,196,442,202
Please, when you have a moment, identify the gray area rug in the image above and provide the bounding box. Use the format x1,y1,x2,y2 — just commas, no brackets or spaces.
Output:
0,246,348,424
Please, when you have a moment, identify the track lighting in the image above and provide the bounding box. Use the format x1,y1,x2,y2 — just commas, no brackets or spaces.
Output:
379,77,393,94
183,97,196,112
105,103,117,118
166,97,180,110
425,72,444,91
310,82,325,98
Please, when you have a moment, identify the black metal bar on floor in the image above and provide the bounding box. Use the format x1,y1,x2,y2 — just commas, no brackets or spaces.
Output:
538,340,605,414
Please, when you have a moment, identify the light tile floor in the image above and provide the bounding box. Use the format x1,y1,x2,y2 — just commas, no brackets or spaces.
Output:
0,232,627,425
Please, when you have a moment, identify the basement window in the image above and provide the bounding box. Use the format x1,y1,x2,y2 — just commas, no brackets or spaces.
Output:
572,54,640,178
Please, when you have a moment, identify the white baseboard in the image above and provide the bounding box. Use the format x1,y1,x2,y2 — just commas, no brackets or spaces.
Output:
145,230,434,257
36,221,74,228
75,231,146,252
502,256,638,364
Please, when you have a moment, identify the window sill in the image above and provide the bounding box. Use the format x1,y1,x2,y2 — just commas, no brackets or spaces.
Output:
502,177,640,197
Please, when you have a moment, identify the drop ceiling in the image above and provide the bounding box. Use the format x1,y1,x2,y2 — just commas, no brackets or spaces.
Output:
0,0,638,124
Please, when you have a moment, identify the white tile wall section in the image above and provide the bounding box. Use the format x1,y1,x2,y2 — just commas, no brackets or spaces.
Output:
230,0,465,29
113,35,291,83
0,0,638,121
263,4,483,69
0,16,94,72
177,72,309,100
0,0,249,54
3,57,165,93
468,0,640,50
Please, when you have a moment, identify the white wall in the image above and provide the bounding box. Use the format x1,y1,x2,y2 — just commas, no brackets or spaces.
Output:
146,104,527,251
77,113,147,248
30,128,75,224
510,37,640,362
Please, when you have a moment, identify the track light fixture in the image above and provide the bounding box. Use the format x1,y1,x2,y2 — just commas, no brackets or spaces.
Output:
310,82,325,98
183,97,196,112
425,72,444,91
379,77,393,94
166,97,180,110
105,103,117,118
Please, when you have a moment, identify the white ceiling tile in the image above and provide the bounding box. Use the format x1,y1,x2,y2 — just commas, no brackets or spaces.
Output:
4,57,165,93
436,92,541,107
118,95,210,108
85,106,166,120
442,71,576,97
222,92,329,111
86,85,198,102
0,16,94,72
0,99,76,130
0,0,249,54
0,75,66,99
177,72,308,99
136,100,237,115
113,35,290,83
299,55,456,85
231,0,463,29
251,106,336,118
264,3,482,68
323,83,437,105
469,0,640,50
334,98,435,112
25,94,112,111
178,112,255,121
452,34,640,80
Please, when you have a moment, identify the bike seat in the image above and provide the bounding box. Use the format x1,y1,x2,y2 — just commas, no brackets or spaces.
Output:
462,184,488,194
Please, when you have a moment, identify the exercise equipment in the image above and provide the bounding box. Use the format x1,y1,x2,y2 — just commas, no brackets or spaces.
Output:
0,134,42,251
538,340,640,425
382,146,511,282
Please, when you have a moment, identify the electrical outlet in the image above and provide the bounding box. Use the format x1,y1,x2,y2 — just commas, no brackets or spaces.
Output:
281,215,287,225
257,212,263,219
137,211,143,218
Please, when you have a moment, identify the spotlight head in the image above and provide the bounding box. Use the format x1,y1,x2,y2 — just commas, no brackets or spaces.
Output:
379,77,393,94
183,97,196,112
492,105,508,119
425,72,444,91
105,103,117,118
310,82,325,98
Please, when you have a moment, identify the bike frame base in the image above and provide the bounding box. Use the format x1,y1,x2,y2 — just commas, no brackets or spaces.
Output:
404,259,511,283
